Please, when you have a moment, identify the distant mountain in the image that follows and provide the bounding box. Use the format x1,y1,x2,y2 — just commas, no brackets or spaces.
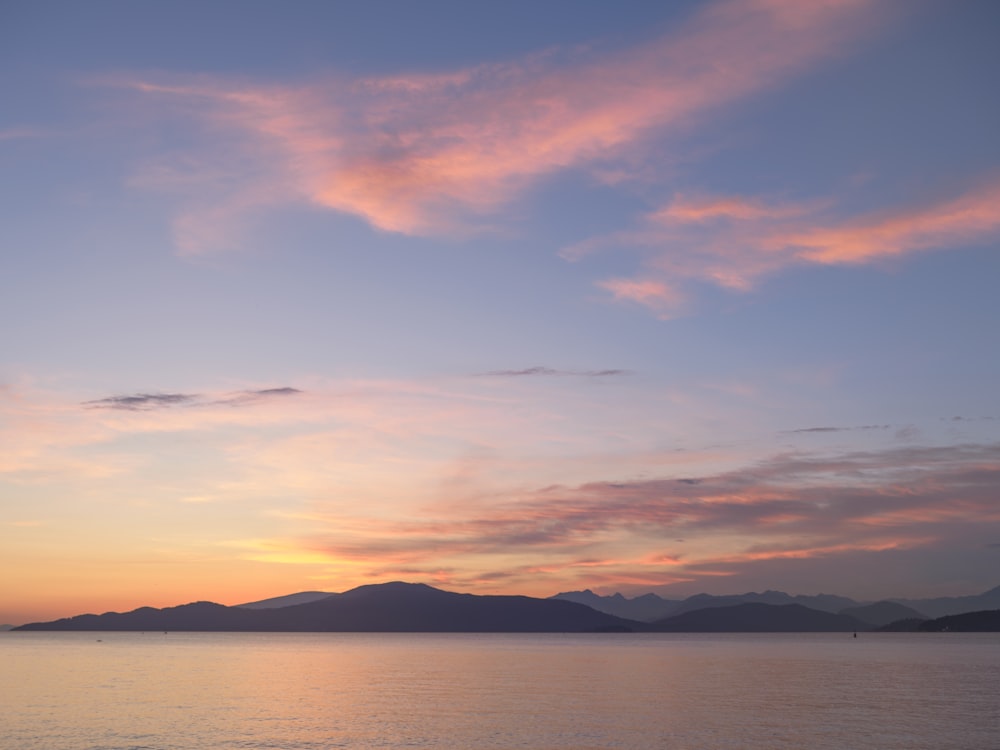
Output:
891,585,1000,619
257,582,641,632
551,588,858,623
552,584,1000,623
237,591,335,609
13,601,254,631
0,624,14,632
839,601,927,628
671,591,858,617
12,581,1000,633
879,608,1000,633
13,582,641,633
651,603,870,632
551,590,680,622
874,618,926,632
917,609,1000,632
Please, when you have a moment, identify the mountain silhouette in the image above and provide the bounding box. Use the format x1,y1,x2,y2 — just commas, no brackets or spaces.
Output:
13,582,640,633
12,582,1000,633
650,602,870,632
13,601,255,631
668,591,857,617
237,591,335,609
890,585,1000,618
917,609,1000,632
551,589,680,622
553,588,857,622
838,601,927,627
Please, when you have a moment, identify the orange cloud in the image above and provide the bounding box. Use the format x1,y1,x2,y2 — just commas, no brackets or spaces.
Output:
116,0,881,251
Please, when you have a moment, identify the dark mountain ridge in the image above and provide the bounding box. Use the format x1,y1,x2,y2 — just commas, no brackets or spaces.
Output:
550,589,681,622
889,585,1000,619
651,603,870,633
915,609,1000,632
11,582,1000,633
553,585,1000,624
13,582,641,633
552,588,857,622
238,591,335,609
838,601,926,627
879,609,1000,633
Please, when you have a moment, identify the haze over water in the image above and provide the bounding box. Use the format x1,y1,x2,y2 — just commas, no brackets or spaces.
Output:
3,632,998,749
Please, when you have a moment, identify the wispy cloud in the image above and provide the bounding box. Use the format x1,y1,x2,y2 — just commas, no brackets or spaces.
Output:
6,375,998,598
212,387,303,407
263,441,1000,594
581,179,1000,317
477,367,630,378
84,392,198,411
84,387,302,411
110,0,882,253
784,181,1000,265
787,425,890,434
0,127,47,141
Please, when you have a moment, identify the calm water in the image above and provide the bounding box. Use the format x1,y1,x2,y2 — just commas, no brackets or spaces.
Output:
1,631,998,749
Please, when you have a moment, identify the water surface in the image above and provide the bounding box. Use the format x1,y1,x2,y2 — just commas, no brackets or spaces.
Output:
2,632,997,749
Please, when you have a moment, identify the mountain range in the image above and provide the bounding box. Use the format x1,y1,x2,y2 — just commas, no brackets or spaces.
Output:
10,582,1000,633
551,584,1000,624
13,582,637,633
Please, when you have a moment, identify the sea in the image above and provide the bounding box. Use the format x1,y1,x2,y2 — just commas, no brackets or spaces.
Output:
1,631,997,749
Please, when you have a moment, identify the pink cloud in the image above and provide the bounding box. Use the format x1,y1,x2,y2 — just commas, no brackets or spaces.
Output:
779,181,1000,264
116,0,881,252
597,278,686,318
654,194,817,224
589,178,1000,316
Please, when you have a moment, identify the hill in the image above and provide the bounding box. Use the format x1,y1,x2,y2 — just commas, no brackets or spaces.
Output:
917,609,1000,632
838,601,926,627
13,582,640,633
551,590,680,622
12,582,999,633
891,585,1000,619
670,591,857,617
651,603,870,632
237,591,335,609
12,601,261,632
552,584,1000,624
553,588,857,622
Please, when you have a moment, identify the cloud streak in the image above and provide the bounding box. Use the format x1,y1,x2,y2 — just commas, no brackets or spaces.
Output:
212,387,303,407
84,387,302,411
787,425,890,434
477,367,630,378
113,0,881,252
5,375,998,601
584,180,1000,317
267,441,1000,594
84,393,198,411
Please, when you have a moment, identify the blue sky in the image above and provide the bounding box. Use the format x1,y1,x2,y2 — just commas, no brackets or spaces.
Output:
2,0,999,624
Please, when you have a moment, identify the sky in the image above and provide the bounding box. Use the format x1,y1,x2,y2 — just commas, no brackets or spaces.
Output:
2,0,999,625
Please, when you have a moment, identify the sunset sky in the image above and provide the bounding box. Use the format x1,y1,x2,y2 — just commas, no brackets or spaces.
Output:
2,0,999,625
